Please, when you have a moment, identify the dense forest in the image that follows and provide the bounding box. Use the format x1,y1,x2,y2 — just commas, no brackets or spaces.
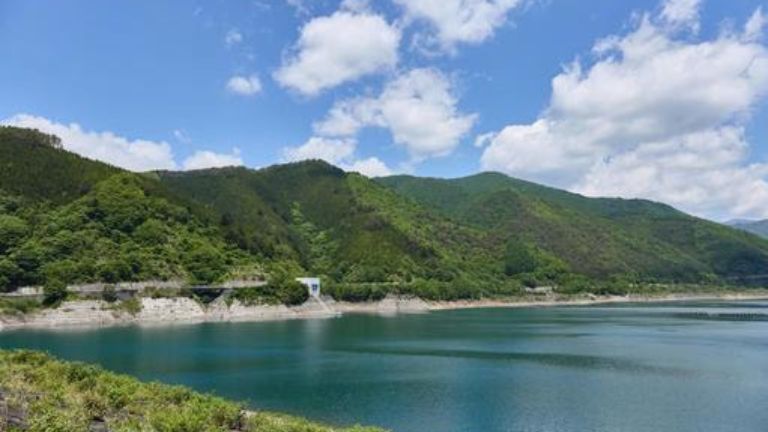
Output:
2,126,768,304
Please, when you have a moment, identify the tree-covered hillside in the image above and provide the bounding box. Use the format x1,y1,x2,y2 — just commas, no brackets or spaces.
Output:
378,174,768,284
2,126,768,300
156,162,511,299
0,128,258,293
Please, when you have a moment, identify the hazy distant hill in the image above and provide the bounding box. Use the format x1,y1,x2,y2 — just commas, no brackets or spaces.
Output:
3,126,768,300
729,219,768,239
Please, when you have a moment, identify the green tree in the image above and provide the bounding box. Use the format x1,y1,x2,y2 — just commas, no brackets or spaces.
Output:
290,203,336,275
43,279,68,307
504,241,536,276
278,279,309,305
0,258,21,292
0,214,28,253
184,242,226,284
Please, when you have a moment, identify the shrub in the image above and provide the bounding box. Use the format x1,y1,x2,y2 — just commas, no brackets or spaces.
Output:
0,297,41,315
101,286,118,303
116,297,142,315
0,214,28,253
43,279,68,307
278,279,309,306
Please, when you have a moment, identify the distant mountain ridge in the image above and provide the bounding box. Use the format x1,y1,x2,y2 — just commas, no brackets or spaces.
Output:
2,126,768,300
728,219,768,239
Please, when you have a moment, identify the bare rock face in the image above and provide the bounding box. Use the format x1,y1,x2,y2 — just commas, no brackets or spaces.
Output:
1,295,341,331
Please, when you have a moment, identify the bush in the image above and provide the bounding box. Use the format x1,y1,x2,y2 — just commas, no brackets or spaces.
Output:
0,214,28,253
231,286,278,306
278,279,309,306
115,297,142,315
0,258,21,292
0,298,41,315
102,286,118,303
184,243,226,284
0,349,385,432
43,279,68,307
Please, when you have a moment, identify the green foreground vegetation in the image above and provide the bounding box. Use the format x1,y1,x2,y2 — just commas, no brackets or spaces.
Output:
0,349,384,432
2,126,768,306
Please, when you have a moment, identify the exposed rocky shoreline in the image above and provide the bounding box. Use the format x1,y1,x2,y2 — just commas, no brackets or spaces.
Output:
0,296,337,331
2,292,767,331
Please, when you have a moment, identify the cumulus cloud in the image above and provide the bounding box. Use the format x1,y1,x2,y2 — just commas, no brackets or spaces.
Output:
345,156,393,177
226,74,262,96
282,136,392,177
173,129,191,144
744,7,766,42
2,114,178,171
576,128,768,219
660,0,702,30
282,136,356,164
394,0,523,52
478,2,768,220
183,148,244,170
225,28,243,47
273,10,400,96
315,68,476,161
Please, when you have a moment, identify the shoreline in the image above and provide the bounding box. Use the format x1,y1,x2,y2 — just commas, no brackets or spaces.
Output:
2,291,767,332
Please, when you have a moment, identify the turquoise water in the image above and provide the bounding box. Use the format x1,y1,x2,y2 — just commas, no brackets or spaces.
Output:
1,301,767,432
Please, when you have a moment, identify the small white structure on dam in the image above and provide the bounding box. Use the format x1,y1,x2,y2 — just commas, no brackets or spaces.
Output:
296,277,321,298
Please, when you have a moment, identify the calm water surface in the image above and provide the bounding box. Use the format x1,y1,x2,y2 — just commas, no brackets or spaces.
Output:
1,301,767,432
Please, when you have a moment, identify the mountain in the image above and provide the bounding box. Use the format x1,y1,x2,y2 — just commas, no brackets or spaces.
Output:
729,219,768,239
0,127,253,291
378,173,768,283
155,162,502,298
2,126,768,300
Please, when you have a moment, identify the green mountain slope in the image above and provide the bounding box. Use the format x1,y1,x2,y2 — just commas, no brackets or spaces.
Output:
378,173,768,283
0,127,257,292
0,127,120,204
156,162,499,290
3,126,767,299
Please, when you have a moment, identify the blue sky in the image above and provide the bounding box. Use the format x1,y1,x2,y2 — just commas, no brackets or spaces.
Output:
1,0,767,221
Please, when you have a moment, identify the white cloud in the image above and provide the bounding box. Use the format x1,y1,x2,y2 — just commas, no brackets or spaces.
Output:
226,74,262,96
282,136,393,177
575,128,768,220
225,28,243,47
345,157,393,177
315,68,476,161
341,0,370,13
661,0,702,30
183,148,244,170
282,136,356,164
173,129,191,144
394,0,523,52
2,114,177,171
273,10,400,96
744,7,766,42
478,4,768,220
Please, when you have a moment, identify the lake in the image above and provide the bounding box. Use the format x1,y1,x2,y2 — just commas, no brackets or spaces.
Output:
1,301,767,432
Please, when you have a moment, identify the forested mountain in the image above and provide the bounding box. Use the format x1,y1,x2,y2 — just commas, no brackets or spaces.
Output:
2,126,768,300
378,174,768,282
729,219,768,239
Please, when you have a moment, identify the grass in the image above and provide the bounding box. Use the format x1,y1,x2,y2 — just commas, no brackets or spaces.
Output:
0,349,385,432
107,297,143,315
0,298,41,316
